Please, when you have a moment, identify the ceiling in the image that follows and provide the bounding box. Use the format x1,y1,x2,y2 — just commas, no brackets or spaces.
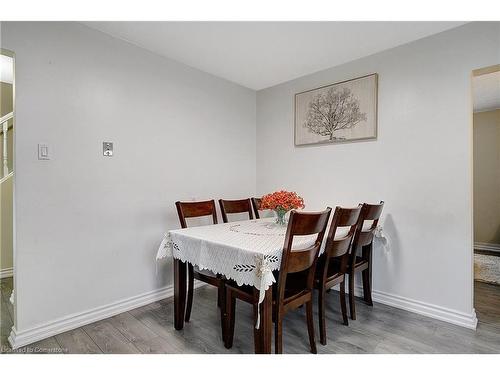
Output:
473,71,500,112
83,21,466,90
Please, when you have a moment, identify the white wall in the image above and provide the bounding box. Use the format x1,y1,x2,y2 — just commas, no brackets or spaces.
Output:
0,22,256,340
256,22,500,326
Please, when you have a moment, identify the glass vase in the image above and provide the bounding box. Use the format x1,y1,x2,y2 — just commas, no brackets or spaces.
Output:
274,209,288,226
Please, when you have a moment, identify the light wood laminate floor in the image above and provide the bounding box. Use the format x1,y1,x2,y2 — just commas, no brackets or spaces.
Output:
1,278,499,354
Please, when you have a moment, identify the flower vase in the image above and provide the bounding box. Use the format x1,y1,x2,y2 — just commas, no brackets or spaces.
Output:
275,209,288,226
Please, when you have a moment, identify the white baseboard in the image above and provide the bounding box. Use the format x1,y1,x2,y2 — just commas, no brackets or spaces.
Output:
8,281,202,349
475,242,500,253
0,267,13,279
354,286,478,330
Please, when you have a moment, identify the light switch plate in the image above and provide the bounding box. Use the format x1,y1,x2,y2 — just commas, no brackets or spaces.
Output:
103,142,113,157
38,144,50,160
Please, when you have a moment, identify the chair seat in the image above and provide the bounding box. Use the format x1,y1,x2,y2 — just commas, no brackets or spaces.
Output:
193,267,217,278
192,266,223,286
281,277,311,304
226,281,253,295
352,256,369,272
314,259,344,288
225,277,310,304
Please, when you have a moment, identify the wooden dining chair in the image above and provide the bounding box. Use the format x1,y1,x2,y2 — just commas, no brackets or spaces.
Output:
224,208,332,354
175,200,224,323
251,197,261,219
347,201,384,320
314,205,362,345
219,198,254,223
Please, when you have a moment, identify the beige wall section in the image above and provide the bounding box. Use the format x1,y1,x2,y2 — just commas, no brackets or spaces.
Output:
0,173,13,272
1,70,14,274
0,82,14,174
473,109,500,245
1,82,13,116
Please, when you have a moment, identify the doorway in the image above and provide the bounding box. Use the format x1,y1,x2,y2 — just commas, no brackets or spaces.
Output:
0,48,14,350
472,65,500,329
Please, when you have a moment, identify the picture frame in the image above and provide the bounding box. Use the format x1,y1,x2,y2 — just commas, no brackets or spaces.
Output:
294,73,378,146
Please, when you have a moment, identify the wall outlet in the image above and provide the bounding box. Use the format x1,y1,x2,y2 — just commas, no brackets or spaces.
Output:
38,144,50,160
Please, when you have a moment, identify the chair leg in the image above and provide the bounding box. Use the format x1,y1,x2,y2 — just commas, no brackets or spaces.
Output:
362,269,373,306
340,280,348,326
217,288,222,308
362,243,373,306
318,288,327,346
349,272,356,320
306,300,317,354
185,264,194,322
224,288,235,349
253,303,261,353
219,283,226,341
275,311,283,354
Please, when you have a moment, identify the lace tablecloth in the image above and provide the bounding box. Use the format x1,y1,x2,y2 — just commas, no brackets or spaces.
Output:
156,218,322,312
156,217,388,327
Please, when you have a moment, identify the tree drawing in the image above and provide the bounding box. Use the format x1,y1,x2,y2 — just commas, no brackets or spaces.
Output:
303,87,367,140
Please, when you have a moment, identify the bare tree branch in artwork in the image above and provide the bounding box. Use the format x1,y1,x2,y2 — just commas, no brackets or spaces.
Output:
303,87,367,140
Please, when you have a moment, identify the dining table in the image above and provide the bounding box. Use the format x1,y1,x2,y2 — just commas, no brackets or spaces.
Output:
156,217,324,354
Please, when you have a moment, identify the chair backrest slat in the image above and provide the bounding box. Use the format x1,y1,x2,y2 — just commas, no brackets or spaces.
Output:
251,197,262,219
175,200,218,229
219,198,253,223
286,246,321,274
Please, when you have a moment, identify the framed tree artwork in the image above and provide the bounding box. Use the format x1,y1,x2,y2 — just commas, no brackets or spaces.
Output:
294,73,378,146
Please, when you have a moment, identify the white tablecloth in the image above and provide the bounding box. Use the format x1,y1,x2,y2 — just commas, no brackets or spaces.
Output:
156,218,322,312
156,217,387,327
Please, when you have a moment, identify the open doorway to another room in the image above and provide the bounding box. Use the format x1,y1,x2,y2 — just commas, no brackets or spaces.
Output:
0,49,14,349
472,65,500,330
